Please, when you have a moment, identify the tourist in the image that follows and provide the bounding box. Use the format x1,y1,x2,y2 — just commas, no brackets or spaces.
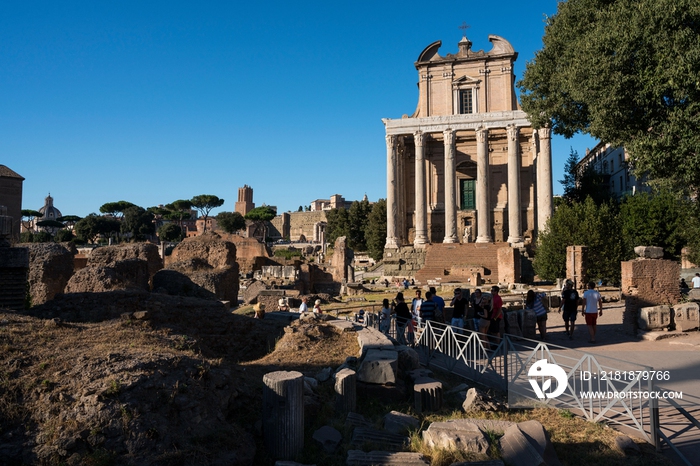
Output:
525,289,549,340
693,273,700,289
429,286,446,322
419,291,437,322
559,280,579,339
254,302,265,319
488,286,504,344
313,299,322,314
680,278,690,296
299,296,309,313
393,292,412,345
476,291,492,348
581,281,603,343
470,288,486,331
450,288,469,333
403,278,410,289
411,289,423,324
278,297,289,312
380,298,392,335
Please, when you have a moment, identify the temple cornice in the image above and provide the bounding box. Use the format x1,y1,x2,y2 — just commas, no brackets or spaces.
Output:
382,110,531,135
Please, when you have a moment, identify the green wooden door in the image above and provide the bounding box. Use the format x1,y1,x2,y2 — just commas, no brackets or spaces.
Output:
460,179,475,210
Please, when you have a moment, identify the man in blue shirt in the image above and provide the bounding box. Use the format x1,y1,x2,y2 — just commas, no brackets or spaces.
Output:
429,286,445,323
419,291,437,322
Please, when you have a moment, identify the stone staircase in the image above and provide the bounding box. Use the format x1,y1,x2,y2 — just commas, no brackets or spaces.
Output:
414,242,511,285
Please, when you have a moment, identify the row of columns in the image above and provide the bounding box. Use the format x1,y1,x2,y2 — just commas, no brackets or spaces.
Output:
385,125,552,249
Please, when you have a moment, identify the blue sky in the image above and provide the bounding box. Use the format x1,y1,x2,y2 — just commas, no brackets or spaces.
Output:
2,1,596,218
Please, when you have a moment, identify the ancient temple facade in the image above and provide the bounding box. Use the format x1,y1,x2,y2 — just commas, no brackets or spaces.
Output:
383,35,552,250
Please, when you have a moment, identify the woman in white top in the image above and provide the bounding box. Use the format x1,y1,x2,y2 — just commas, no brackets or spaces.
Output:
380,298,392,335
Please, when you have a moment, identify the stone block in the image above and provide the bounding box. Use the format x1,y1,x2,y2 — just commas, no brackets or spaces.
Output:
346,451,429,466
421,419,489,453
383,411,419,435
517,309,537,339
515,420,562,466
499,423,545,466
356,326,394,357
350,428,408,451
505,311,522,337
673,302,700,332
638,305,671,331
357,349,398,385
634,246,664,259
413,377,442,413
688,289,700,302
312,425,342,454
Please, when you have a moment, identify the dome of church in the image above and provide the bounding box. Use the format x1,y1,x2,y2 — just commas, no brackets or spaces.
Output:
38,193,62,221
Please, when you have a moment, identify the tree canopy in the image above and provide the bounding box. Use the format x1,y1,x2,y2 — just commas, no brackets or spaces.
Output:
121,206,155,241
157,223,182,242
99,201,137,218
190,195,224,233
216,211,246,234
74,214,120,244
518,0,700,189
245,206,276,239
365,199,387,261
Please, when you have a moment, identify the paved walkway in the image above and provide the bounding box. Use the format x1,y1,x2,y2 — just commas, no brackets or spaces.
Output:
543,300,700,466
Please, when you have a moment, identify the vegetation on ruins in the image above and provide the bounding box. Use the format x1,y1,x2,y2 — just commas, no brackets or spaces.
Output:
326,199,387,260
518,0,700,191
74,214,121,244
190,194,224,233
120,205,155,241
245,205,276,238
157,222,182,242
535,187,692,282
535,197,622,282
559,149,613,205
365,198,387,261
326,207,350,245
216,211,246,234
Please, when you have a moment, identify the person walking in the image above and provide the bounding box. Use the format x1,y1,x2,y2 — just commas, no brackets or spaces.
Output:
299,296,309,313
693,273,700,289
450,288,469,333
559,280,580,339
525,289,549,341
582,281,603,343
393,292,412,345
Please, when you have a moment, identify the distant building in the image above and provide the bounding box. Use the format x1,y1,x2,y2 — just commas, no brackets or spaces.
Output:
0,165,24,241
576,142,648,198
310,194,353,211
235,185,255,216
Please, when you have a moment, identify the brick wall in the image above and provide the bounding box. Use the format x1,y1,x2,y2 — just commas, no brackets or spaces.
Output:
566,246,588,289
621,259,680,334
412,242,514,285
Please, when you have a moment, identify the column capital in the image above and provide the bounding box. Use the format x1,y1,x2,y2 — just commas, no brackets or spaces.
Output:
414,130,426,147
507,124,520,141
538,126,552,140
475,126,488,143
442,129,455,146
385,134,397,148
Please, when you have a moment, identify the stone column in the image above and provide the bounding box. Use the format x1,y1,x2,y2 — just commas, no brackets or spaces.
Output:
385,135,399,249
537,126,553,233
506,125,523,244
414,131,428,247
262,371,305,460
334,368,357,413
442,129,458,243
475,127,492,243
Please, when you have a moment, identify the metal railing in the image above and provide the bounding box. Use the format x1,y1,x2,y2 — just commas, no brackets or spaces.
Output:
411,320,657,443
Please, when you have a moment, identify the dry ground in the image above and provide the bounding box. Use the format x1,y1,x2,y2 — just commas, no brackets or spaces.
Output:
0,289,675,466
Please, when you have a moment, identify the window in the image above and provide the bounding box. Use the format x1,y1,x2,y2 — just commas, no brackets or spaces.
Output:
460,179,476,210
459,89,474,114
